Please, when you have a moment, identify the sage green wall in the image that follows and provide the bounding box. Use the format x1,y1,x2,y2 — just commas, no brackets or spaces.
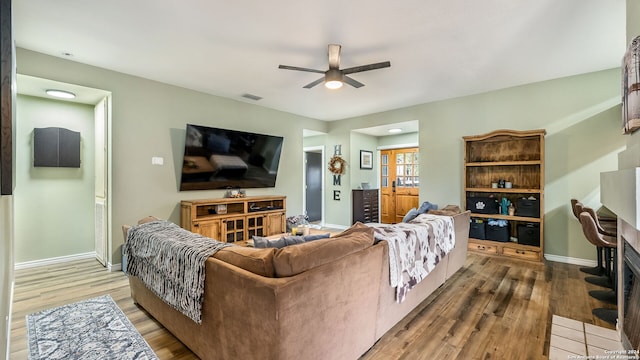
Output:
349,132,377,189
328,68,625,261
628,0,640,43
14,95,95,262
16,48,327,266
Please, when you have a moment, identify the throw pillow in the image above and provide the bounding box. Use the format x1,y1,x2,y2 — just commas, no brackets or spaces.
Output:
417,201,438,214
302,233,331,242
402,208,420,223
253,233,330,248
253,236,284,249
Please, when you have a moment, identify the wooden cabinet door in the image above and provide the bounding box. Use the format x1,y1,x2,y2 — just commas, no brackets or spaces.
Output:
247,214,266,238
194,219,221,240
380,148,420,223
221,216,245,243
266,212,285,235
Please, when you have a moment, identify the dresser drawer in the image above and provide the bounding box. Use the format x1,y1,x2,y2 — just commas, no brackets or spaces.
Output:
468,242,498,254
502,246,541,261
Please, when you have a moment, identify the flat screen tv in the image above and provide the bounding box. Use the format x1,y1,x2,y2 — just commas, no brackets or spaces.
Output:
179,124,284,191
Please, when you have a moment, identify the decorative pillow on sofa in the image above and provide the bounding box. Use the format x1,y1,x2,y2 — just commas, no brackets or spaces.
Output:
427,204,462,216
402,208,420,223
272,223,374,277
213,246,276,277
252,233,331,249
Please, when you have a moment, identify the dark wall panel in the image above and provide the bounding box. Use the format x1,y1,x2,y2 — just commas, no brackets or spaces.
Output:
33,127,81,168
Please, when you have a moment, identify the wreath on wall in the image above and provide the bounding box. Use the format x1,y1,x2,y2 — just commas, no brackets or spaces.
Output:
328,155,347,175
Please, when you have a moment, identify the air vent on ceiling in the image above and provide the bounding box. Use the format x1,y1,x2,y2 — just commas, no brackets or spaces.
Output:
241,93,262,101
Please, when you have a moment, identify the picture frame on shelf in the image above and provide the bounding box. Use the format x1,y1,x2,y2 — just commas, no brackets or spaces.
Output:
360,150,373,169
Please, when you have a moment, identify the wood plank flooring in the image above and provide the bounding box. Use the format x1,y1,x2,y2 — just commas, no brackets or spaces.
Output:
9,253,616,359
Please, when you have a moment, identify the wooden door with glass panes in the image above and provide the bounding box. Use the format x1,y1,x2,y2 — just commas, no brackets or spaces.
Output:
380,147,420,223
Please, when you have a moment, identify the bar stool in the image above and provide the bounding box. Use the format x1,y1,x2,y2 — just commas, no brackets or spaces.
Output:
571,199,606,276
579,212,618,324
579,204,618,288
581,205,618,304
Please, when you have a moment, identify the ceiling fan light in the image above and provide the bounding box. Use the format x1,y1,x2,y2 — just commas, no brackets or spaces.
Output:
325,69,343,90
325,80,343,89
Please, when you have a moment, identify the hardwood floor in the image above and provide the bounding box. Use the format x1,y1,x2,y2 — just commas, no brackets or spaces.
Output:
10,253,616,360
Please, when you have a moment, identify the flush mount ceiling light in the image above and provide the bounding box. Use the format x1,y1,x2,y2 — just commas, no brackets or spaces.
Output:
388,128,402,133
46,89,76,99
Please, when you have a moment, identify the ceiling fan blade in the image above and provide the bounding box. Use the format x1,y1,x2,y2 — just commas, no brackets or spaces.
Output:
303,77,326,89
343,75,365,88
328,44,341,70
278,65,325,74
342,61,391,75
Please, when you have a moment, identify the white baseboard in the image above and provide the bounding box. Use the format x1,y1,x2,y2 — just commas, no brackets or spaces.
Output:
14,252,96,270
544,254,597,267
108,262,122,272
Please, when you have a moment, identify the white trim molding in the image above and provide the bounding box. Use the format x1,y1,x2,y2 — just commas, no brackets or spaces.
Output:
544,253,597,267
108,262,122,272
14,252,96,270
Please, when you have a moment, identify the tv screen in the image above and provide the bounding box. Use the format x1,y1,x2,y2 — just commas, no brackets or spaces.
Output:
179,124,284,191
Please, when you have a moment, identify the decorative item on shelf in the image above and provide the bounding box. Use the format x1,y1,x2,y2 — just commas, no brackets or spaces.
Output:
491,182,498,188
500,198,511,215
508,204,515,216
498,179,506,188
224,189,246,198
215,204,227,214
505,181,512,189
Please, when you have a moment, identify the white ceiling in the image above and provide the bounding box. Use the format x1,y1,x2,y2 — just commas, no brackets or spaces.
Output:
13,0,626,122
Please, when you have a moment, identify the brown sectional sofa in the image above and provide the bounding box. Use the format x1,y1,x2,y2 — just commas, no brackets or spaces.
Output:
126,211,470,360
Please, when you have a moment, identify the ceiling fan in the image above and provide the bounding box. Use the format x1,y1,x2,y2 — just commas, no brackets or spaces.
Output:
278,44,391,90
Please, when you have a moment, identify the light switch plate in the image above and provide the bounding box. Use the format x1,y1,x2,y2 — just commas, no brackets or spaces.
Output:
151,157,164,165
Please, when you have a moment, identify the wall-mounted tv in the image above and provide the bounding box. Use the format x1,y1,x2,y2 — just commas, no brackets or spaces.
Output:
180,124,284,191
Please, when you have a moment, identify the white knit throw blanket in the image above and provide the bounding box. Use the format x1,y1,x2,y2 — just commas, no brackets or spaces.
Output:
124,220,231,323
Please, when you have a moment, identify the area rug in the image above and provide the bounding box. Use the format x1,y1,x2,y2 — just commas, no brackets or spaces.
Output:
26,294,158,360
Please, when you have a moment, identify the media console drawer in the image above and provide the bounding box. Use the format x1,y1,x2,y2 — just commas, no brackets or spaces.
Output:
468,242,498,254
502,246,540,261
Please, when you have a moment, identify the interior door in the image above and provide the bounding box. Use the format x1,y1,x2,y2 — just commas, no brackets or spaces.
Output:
380,148,420,223
305,151,322,222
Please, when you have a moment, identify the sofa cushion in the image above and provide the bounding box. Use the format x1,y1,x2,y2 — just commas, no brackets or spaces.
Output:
253,233,331,248
272,222,374,277
213,246,276,277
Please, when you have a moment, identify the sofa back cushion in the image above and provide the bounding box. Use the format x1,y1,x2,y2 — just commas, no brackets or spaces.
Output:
214,246,276,278
272,222,375,277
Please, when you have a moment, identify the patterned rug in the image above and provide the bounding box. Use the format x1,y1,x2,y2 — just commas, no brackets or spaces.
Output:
26,294,158,360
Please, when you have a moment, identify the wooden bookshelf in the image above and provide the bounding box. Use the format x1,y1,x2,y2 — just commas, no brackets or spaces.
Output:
463,129,545,262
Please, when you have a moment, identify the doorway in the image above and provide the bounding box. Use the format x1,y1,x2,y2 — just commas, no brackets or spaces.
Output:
303,147,324,223
14,75,111,268
380,147,419,223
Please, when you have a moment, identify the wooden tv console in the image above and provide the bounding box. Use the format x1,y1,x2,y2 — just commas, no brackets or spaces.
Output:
180,195,286,244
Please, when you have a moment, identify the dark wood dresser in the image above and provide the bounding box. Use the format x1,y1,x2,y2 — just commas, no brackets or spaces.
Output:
352,189,379,224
